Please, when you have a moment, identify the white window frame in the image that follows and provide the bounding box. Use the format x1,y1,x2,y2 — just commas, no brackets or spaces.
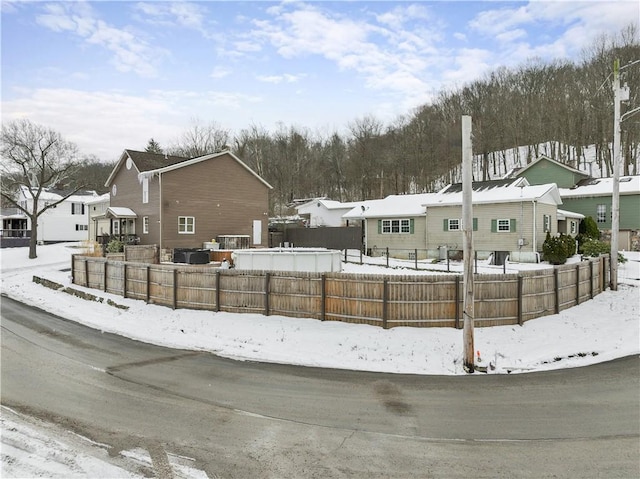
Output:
178,216,195,234
382,219,410,234
72,202,84,215
448,219,460,231
143,216,149,234
497,219,511,232
570,220,577,235
543,214,551,233
596,204,606,223
112,219,120,235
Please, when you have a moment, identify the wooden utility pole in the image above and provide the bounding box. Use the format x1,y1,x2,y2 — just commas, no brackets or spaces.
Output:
611,59,620,291
462,115,475,373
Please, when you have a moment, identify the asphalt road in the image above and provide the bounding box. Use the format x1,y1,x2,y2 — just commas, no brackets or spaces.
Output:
2,295,639,478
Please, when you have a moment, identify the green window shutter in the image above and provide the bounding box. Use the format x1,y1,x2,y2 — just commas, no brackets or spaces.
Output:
378,219,382,234
443,219,448,231
473,218,478,231
410,218,414,234
491,219,497,232
510,218,517,232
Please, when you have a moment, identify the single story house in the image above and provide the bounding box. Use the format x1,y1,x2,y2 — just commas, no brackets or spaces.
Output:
295,198,363,227
344,178,574,264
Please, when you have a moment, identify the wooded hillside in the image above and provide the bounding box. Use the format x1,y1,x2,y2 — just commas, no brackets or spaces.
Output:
70,29,640,215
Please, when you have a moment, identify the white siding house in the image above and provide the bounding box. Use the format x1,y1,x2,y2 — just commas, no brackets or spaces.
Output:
296,199,362,227
16,186,98,243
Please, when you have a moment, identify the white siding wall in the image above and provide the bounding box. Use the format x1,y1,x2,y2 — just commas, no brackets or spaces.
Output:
364,217,426,257
426,202,557,253
34,199,90,242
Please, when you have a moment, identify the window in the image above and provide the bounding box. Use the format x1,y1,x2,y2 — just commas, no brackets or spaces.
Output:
178,216,195,234
497,219,511,232
596,204,607,223
142,177,149,204
379,219,413,234
570,220,577,235
543,214,551,233
75,224,87,231
143,216,149,234
112,219,120,235
443,218,477,231
71,202,85,215
491,218,516,233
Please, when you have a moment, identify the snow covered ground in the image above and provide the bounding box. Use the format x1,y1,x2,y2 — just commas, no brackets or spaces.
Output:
1,242,639,477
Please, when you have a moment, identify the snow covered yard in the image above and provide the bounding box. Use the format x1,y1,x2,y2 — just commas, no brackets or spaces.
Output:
1,242,639,477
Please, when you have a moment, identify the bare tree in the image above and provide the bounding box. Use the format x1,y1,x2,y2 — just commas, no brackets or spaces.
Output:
1,119,82,258
169,119,230,158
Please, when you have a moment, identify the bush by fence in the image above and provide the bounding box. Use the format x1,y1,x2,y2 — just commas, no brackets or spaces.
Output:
71,254,609,329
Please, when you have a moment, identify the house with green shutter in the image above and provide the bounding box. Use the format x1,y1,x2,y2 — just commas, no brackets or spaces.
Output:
343,178,567,264
559,176,640,251
426,179,563,263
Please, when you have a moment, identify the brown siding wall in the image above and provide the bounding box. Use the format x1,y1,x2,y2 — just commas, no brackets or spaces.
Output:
109,160,161,245
160,154,270,249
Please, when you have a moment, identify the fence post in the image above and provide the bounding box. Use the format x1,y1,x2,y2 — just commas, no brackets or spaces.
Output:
103,261,107,292
517,275,523,326
173,269,178,310
474,251,477,274
360,248,363,265
344,249,347,263
575,264,581,306
146,265,150,303
123,263,127,299
386,247,389,268
589,260,594,299
265,272,271,316
554,268,559,314
216,271,221,312
415,249,418,270
71,255,76,284
382,279,389,329
447,252,450,272
84,259,89,287
455,275,461,329
321,274,326,321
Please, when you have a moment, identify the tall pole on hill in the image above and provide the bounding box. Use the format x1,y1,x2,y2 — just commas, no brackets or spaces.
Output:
611,59,620,291
462,115,475,373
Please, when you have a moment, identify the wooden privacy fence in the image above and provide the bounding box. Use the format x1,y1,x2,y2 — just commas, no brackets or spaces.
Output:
71,255,609,329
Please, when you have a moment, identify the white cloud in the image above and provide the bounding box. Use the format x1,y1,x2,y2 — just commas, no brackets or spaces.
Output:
256,73,304,84
36,3,162,78
1,87,265,160
210,66,232,79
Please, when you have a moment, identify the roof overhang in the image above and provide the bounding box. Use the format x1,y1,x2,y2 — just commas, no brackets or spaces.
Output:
106,207,137,219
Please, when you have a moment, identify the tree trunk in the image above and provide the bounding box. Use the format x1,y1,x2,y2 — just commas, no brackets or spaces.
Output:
29,218,38,259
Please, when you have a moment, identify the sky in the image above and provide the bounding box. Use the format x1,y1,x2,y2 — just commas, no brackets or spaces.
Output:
1,242,639,476
1,1,638,162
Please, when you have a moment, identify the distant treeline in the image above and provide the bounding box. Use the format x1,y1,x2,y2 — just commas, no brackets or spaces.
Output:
78,28,640,216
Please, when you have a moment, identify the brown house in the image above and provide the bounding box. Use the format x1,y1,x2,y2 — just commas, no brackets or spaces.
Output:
104,149,272,250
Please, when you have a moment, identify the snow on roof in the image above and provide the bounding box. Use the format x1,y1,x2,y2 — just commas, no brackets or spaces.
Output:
430,183,561,206
557,209,585,220
559,176,640,197
84,193,110,205
19,186,98,203
343,194,438,219
106,207,137,218
343,183,562,219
